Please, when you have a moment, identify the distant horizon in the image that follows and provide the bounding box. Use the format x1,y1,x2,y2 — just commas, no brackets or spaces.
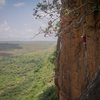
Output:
0,40,57,42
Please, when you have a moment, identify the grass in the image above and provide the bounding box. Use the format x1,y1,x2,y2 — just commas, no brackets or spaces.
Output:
0,41,58,100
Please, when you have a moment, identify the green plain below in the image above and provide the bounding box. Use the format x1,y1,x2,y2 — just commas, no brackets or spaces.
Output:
0,41,58,100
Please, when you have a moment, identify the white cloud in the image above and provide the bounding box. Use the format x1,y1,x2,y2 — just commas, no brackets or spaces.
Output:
0,0,5,6
0,21,57,41
26,28,34,33
0,21,35,41
13,2,25,7
0,21,11,33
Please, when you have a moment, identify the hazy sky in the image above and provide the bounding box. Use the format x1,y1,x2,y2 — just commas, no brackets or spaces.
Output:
0,0,57,41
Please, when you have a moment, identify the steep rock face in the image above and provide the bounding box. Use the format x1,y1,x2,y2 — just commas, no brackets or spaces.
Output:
55,0,100,100
79,69,100,100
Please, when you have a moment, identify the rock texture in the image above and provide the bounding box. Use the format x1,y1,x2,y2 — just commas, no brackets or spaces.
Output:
79,69,100,100
55,0,100,100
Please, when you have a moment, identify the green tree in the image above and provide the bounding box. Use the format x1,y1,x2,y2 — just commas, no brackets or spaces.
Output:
33,0,61,37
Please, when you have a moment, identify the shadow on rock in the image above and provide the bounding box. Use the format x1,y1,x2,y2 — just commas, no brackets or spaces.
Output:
79,68,100,100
